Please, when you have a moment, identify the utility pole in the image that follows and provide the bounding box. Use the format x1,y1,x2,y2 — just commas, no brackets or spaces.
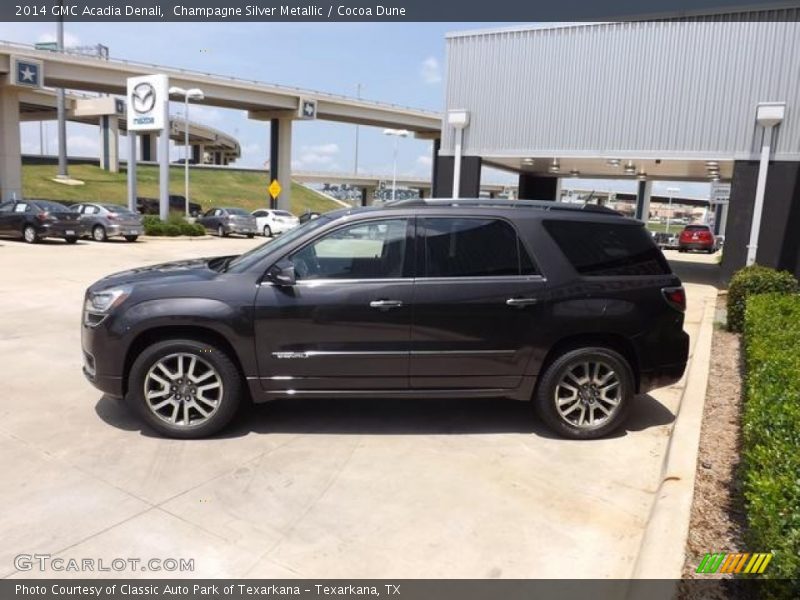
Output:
354,83,361,174
56,3,68,179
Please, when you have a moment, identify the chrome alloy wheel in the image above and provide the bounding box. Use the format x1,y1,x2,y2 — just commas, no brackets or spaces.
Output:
554,360,621,429
143,353,223,427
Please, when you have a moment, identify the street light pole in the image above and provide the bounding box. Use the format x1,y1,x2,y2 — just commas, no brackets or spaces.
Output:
354,83,361,174
383,128,410,203
56,4,68,179
169,87,204,217
666,186,680,233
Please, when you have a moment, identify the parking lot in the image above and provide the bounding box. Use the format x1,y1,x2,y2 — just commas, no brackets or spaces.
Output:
0,236,717,579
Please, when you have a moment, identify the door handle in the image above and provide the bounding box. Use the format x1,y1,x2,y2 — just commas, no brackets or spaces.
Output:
506,297,538,307
370,299,404,309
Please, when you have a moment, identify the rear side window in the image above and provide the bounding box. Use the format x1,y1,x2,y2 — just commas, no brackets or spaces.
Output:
543,220,670,276
422,218,537,277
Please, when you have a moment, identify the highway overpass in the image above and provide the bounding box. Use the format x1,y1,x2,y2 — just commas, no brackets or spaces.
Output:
0,40,442,207
18,87,241,170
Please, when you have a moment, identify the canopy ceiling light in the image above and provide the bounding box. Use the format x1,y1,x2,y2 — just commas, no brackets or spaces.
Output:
569,169,580,177
548,159,560,173
624,161,636,175
607,159,621,167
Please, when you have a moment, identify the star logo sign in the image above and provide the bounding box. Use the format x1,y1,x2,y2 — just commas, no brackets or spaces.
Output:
17,63,39,86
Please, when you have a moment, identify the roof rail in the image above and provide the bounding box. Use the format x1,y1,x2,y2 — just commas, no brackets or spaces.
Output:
386,198,622,215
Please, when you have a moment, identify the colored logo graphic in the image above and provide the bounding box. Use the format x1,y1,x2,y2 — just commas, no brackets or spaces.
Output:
696,552,773,574
16,62,40,86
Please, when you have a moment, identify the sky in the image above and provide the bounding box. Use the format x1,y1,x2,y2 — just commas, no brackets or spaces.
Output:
0,21,710,196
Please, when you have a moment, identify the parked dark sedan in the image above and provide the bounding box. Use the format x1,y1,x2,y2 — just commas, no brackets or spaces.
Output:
137,195,202,218
196,207,257,238
82,198,689,440
0,199,83,243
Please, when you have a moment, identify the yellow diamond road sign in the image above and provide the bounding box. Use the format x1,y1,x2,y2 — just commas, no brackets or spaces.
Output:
268,179,282,199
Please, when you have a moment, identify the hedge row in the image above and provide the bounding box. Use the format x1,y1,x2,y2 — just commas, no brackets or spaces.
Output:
142,215,206,237
727,265,799,332
742,293,800,581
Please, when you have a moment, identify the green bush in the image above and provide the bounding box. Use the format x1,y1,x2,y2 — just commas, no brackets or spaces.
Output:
143,215,205,237
742,294,800,581
727,265,798,332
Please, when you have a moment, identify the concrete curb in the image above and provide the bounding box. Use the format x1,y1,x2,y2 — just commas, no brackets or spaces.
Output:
139,235,217,242
629,292,717,588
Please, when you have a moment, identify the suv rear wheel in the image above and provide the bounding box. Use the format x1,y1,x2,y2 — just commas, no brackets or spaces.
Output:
534,347,633,439
127,339,242,438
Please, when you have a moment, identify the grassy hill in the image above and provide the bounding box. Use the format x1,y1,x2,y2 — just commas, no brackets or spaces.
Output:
21,163,341,215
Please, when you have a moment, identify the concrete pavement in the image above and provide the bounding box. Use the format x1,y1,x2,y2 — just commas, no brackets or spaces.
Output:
0,237,718,579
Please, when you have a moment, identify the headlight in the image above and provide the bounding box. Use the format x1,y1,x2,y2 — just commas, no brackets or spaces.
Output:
84,286,132,314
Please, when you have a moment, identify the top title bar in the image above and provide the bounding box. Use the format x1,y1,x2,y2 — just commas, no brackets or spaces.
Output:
4,0,800,22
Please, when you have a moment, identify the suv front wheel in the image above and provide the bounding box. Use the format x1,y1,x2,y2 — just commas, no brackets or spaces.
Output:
534,347,633,439
127,339,242,438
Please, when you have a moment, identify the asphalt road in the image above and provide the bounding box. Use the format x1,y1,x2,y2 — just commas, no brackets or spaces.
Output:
0,235,718,579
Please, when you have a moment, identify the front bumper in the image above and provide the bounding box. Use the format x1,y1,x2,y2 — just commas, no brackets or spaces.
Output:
81,318,125,397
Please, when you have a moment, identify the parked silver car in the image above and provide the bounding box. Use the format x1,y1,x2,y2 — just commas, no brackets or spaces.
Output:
196,207,257,238
71,202,144,242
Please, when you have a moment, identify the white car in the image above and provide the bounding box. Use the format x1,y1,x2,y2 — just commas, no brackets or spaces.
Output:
251,209,300,237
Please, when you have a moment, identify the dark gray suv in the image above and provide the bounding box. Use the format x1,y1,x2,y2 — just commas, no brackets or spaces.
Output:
82,199,689,440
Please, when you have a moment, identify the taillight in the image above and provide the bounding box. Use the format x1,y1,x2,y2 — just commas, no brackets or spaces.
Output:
662,286,686,312
699,231,713,240
107,213,118,221
36,211,50,222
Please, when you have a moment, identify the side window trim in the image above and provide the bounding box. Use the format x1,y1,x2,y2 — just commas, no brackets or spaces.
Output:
417,215,541,279
279,216,417,282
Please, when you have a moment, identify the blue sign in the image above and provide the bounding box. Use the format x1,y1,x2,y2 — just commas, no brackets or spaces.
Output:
16,61,40,87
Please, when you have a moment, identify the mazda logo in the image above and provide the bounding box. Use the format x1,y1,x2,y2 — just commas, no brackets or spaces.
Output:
131,82,156,114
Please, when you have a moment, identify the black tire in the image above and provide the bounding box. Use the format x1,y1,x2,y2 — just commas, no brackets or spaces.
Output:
65,236,78,244
23,225,38,244
92,225,108,242
124,235,139,242
246,233,255,239
263,225,272,238
127,339,242,439
534,347,634,440
217,225,228,238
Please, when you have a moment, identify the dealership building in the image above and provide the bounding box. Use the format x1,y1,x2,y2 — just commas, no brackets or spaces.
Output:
433,7,800,280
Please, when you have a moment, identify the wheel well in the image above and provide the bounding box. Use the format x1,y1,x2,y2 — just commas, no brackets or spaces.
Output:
123,326,247,397
535,333,641,395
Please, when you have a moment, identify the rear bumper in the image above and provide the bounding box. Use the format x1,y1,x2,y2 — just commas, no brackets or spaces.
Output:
106,224,144,238
40,223,84,238
679,241,714,251
638,329,690,393
640,362,687,393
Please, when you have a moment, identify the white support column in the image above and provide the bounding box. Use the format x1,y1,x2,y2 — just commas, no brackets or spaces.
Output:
158,131,170,221
276,116,292,212
719,202,729,237
127,132,137,212
0,86,22,201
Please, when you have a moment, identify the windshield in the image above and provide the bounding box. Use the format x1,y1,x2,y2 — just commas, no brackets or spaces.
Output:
226,215,331,272
274,210,294,217
226,208,250,216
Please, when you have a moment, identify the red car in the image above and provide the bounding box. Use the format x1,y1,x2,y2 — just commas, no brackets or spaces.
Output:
678,224,717,253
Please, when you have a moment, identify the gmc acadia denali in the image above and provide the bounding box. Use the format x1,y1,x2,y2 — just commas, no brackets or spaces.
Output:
81,199,689,439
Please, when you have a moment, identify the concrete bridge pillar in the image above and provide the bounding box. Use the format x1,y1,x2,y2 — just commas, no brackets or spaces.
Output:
360,186,376,206
140,133,157,162
99,115,120,173
0,86,22,201
192,143,205,164
270,117,293,212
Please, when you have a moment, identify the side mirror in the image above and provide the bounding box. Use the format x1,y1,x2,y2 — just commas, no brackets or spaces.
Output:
268,260,296,286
